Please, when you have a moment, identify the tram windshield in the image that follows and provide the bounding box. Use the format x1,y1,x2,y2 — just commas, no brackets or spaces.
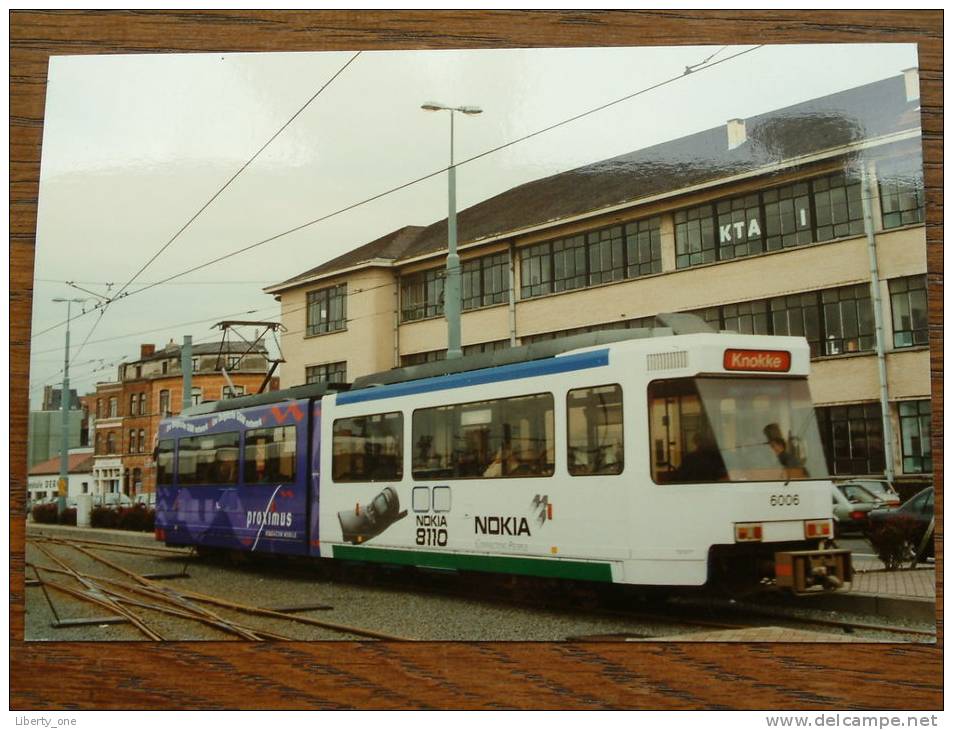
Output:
649,377,828,484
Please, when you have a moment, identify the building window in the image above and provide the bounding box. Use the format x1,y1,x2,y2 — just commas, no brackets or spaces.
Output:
520,316,655,345
139,429,146,453
306,361,347,384
519,242,552,298
675,171,865,270
129,430,137,454
816,403,885,476
96,399,102,418
688,284,872,358
401,350,447,367
306,283,347,335
626,217,663,278
463,339,510,356
191,356,199,372
769,292,822,354
191,387,203,406
401,269,445,322
899,400,931,474
720,300,770,336
552,234,588,293
521,218,662,299
159,390,170,416
106,432,116,454
95,433,102,454
889,275,928,348
674,204,717,268
162,361,168,374
878,157,924,229
129,394,137,416
567,385,624,476
820,284,875,355
763,182,813,250
109,397,118,418
812,172,865,242
138,393,146,415
226,355,241,370
222,385,246,399
716,193,764,260
462,252,509,310
587,227,626,286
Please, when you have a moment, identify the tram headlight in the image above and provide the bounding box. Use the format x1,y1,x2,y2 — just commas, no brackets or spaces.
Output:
734,523,763,542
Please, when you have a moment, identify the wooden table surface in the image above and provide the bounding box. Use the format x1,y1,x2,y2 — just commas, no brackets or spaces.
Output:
10,10,943,710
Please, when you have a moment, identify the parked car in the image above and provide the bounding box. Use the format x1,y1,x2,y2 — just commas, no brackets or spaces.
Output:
835,479,900,507
831,485,882,536
866,486,934,562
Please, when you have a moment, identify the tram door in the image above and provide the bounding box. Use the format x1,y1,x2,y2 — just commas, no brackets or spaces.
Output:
308,401,323,557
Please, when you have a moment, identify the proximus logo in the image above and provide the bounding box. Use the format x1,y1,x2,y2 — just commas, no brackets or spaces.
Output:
246,510,292,528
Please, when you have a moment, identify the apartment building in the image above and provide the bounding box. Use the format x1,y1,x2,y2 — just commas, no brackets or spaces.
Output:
266,70,930,486
89,340,277,496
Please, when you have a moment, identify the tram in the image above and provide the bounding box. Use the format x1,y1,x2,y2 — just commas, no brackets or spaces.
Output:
154,318,851,594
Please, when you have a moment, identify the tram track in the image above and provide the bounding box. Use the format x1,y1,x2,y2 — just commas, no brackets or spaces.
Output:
25,529,934,643
27,535,411,642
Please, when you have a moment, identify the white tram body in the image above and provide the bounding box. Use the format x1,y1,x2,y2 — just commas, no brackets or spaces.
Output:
317,332,849,590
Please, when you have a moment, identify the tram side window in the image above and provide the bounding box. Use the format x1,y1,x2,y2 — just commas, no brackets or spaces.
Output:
332,412,403,482
244,426,296,484
567,385,624,476
412,393,554,480
156,439,175,485
177,432,240,485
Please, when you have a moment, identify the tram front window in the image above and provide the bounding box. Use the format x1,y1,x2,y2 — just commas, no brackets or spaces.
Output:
649,377,828,484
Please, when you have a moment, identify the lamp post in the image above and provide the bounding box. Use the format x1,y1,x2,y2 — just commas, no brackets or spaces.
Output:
421,102,482,359
51,297,88,517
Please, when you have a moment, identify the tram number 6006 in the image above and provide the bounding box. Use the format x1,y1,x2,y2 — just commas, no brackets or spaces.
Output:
769,494,799,506
416,527,448,546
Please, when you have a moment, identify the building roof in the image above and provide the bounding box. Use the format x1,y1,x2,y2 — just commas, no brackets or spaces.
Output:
268,225,426,292
269,73,920,293
29,452,94,476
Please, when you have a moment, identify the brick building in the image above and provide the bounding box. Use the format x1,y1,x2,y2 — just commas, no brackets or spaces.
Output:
89,340,278,497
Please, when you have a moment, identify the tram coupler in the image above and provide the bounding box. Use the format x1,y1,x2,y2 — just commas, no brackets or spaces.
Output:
774,548,852,595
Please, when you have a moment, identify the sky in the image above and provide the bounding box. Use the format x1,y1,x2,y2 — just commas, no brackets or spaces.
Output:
29,43,919,407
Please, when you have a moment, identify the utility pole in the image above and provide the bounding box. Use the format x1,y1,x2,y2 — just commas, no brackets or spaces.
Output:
52,297,86,517
421,102,483,359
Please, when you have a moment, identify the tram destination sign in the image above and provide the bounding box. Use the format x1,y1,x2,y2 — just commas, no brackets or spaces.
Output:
723,349,792,372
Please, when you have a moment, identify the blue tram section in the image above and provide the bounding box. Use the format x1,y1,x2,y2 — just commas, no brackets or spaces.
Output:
155,398,317,556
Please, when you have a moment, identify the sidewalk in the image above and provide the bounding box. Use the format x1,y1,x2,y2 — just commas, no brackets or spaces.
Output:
852,563,936,601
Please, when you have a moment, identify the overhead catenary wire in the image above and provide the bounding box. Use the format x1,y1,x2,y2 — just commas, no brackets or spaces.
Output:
34,44,765,345
32,50,363,342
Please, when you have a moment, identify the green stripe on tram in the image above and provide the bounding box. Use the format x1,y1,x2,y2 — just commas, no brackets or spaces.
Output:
331,545,613,582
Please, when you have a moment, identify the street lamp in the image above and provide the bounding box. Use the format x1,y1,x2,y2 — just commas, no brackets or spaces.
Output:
421,101,483,359
51,297,89,517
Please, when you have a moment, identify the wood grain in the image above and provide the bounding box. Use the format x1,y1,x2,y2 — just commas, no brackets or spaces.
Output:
10,10,942,710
